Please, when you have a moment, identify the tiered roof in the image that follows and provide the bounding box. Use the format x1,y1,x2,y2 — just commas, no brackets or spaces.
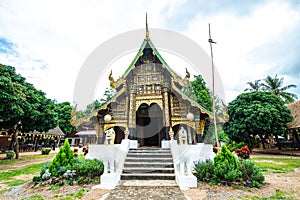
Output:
286,100,300,130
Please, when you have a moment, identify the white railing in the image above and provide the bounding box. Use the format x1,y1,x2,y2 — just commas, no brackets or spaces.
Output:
87,139,132,189
170,140,216,189
87,139,130,174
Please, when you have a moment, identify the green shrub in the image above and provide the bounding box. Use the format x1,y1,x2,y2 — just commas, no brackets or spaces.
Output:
194,159,214,180
41,148,51,155
239,159,264,188
49,140,74,177
214,145,239,182
225,167,241,182
32,176,42,183
252,180,262,188
251,165,265,184
6,150,15,159
214,159,229,181
73,158,104,178
214,145,238,169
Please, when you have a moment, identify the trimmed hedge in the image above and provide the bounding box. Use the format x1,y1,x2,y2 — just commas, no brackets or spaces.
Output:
41,148,51,155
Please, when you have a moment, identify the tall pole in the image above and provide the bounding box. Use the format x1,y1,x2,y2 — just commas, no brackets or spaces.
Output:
208,23,220,148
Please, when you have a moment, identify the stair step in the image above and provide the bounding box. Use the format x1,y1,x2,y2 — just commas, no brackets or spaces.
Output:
124,162,174,168
123,167,174,173
127,153,172,158
130,148,168,151
129,150,171,153
128,150,171,152
125,157,173,162
121,173,175,180
121,148,175,180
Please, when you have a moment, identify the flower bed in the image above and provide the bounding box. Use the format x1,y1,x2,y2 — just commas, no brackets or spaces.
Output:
32,140,104,188
194,145,264,188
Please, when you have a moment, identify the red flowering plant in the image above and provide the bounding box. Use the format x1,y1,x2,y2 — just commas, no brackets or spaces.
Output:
235,146,251,159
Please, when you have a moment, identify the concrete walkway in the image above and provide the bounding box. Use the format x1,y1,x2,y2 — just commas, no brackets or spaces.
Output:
105,180,187,200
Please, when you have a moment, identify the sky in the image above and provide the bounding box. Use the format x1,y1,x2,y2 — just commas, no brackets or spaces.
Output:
0,0,300,110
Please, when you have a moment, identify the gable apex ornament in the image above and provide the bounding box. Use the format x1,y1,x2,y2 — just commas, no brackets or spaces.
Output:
146,13,150,41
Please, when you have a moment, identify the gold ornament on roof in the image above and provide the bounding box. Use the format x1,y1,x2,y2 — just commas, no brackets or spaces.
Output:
109,70,116,88
183,68,190,86
185,68,190,79
146,13,150,41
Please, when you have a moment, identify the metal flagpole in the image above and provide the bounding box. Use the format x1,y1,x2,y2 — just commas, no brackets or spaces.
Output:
208,23,220,148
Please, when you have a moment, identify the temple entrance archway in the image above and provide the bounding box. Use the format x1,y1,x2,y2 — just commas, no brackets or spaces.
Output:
172,124,198,144
136,103,163,147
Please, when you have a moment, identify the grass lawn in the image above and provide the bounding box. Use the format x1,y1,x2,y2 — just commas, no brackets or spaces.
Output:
0,154,55,194
251,157,300,173
0,154,55,166
237,189,295,200
0,162,45,186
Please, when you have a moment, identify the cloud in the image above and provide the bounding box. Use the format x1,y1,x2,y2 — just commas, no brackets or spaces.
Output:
179,0,300,102
0,36,50,88
0,0,174,105
0,0,299,108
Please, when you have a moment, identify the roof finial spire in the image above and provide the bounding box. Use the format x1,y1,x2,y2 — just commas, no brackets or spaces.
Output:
146,12,150,41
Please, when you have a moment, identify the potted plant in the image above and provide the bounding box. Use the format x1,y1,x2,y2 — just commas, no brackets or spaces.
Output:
6,150,15,159
235,146,251,159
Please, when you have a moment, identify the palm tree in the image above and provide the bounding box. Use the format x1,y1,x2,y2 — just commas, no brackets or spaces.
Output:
244,80,262,92
261,74,298,103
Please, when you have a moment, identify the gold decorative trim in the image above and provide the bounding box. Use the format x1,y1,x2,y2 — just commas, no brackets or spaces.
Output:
135,99,163,111
104,123,127,131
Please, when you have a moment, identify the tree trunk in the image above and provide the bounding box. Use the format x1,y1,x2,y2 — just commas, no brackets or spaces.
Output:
34,135,39,152
13,129,19,159
293,131,300,150
275,134,281,150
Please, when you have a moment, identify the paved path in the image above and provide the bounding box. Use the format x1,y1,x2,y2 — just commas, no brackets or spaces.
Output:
106,186,186,200
105,180,187,200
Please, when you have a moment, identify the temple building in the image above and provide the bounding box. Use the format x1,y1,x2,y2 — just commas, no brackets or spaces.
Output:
75,20,214,147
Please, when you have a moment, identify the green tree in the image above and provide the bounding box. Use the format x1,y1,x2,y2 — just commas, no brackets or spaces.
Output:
224,91,293,149
244,80,262,92
261,74,297,103
55,102,76,134
0,65,29,159
0,64,58,158
184,75,212,111
0,65,27,128
99,88,115,105
21,83,57,133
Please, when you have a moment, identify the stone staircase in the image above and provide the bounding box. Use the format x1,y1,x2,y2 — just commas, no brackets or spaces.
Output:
121,148,175,180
